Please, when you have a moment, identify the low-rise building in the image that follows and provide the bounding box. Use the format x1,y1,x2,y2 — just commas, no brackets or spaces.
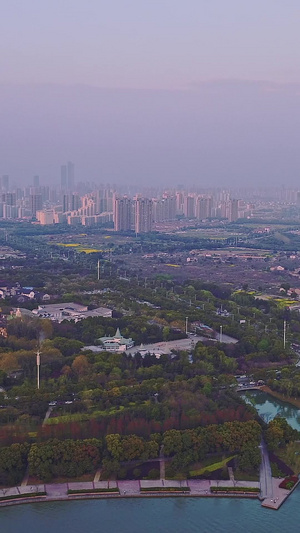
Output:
31,302,112,322
98,327,134,352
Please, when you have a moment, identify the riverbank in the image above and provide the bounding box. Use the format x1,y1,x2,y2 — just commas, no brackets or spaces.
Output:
1,476,297,511
0,478,259,508
261,386,300,409
261,477,300,510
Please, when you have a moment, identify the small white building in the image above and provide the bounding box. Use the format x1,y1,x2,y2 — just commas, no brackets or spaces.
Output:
98,327,134,352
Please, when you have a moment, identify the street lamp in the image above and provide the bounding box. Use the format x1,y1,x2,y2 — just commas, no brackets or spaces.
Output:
220,325,223,343
185,317,188,335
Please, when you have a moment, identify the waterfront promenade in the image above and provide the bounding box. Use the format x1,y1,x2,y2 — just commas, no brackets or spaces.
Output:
1,476,296,510
0,478,259,505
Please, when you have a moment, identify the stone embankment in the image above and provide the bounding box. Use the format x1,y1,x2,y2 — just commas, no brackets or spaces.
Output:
1,477,298,510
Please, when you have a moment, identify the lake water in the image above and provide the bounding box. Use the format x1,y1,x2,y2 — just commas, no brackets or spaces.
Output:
1,492,300,533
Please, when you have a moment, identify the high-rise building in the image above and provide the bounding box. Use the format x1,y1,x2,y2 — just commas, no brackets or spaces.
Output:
30,194,43,217
176,192,184,215
196,196,213,220
1,175,9,191
162,194,176,221
61,162,75,190
135,197,152,233
33,175,40,188
63,194,80,213
61,165,67,189
229,199,239,222
113,195,132,231
152,195,176,223
67,161,75,190
3,205,18,219
2,193,16,206
183,195,195,218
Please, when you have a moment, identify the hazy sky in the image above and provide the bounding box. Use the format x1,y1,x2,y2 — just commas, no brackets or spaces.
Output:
1,0,300,88
1,1,300,186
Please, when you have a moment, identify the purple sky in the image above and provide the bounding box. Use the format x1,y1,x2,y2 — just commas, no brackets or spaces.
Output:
1,1,300,186
1,0,300,88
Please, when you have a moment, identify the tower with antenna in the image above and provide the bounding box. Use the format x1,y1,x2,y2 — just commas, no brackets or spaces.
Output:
36,350,41,389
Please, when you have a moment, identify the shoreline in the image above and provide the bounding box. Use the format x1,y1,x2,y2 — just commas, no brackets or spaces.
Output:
0,491,259,509
1,474,298,511
261,386,300,410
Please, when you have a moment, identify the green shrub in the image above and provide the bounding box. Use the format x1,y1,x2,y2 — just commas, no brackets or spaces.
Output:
67,488,118,494
147,468,160,480
117,467,128,480
133,468,141,479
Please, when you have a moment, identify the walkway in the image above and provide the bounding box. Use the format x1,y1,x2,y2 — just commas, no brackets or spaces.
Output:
93,469,102,483
261,478,300,510
0,478,266,509
259,438,273,500
42,406,53,426
159,445,165,480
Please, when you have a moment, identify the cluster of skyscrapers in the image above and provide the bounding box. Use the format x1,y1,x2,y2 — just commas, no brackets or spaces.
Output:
112,192,247,232
0,163,283,232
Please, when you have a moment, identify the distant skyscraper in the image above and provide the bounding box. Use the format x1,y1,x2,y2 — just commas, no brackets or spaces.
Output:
61,165,67,189
67,161,75,190
113,195,132,231
229,199,239,222
176,192,184,215
33,175,40,188
2,175,9,191
30,194,42,217
63,193,80,213
152,195,176,223
3,192,16,206
135,197,152,233
61,162,75,190
183,195,195,218
196,196,212,220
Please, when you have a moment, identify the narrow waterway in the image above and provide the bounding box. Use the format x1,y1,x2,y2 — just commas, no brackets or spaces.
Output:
241,390,300,430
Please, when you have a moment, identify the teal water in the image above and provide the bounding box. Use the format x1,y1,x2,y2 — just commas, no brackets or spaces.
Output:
241,390,300,430
1,491,300,533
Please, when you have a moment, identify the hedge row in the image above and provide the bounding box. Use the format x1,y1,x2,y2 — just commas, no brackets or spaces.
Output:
0,491,46,501
140,486,190,492
210,486,259,493
67,488,119,494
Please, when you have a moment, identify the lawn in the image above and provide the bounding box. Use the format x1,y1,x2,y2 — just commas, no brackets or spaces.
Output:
189,455,236,477
233,469,259,482
276,442,300,474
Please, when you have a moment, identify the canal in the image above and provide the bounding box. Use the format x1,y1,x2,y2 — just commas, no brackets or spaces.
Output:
241,390,300,430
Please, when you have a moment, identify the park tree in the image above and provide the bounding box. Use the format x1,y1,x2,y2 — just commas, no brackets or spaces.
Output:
72,355,90,377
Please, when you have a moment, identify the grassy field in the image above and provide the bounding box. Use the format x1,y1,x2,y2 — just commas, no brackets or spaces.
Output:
276,443,300,474
233,469,259,482
189,455,236,477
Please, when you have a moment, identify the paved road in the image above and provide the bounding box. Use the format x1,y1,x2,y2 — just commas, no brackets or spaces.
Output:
260,438,273,499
